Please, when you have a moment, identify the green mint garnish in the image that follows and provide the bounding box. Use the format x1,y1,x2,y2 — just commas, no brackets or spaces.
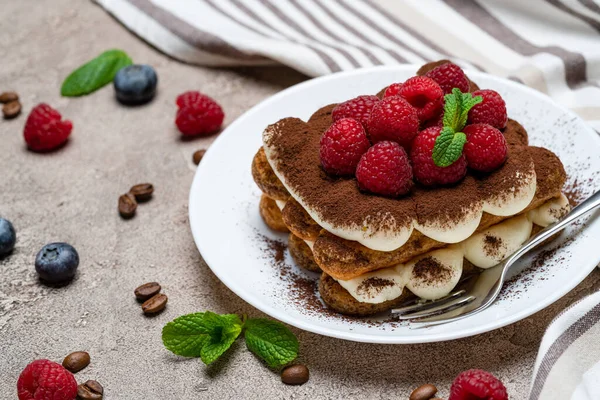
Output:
432,88,482,167
244,318,299,369
162,312,243,361
432,127,467,167
162,312,299,369
61,49,133,97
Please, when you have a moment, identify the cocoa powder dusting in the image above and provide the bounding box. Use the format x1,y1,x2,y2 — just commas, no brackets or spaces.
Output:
483,235,504,259
263,102,565,235
255,232,406,327
412,257,451,285
356,277,395,298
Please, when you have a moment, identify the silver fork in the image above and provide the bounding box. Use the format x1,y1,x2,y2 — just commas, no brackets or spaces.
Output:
390,189,600,328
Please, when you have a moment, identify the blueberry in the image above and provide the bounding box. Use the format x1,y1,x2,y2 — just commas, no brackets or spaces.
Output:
0,218,16,256
35,243,79,283
113,64,157,105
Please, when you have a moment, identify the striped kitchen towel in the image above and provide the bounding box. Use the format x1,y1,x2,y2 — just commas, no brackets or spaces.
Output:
529,290,600,400
94,0,600,129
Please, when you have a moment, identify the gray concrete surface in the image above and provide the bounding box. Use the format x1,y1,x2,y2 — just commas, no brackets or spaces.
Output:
1,1,599,399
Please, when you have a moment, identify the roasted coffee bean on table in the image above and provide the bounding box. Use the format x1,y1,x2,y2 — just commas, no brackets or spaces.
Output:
118,193,137,219
3,101,21,119
281,364,309,385
0,91,18,103
142,293,168,314
129,183,154,202
77,380,103,400
192,149,206,165
409,384,438,400
134,282,161,301
62,351,90,373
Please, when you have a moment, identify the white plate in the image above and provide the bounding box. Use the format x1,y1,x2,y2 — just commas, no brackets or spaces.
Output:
189,66,600,344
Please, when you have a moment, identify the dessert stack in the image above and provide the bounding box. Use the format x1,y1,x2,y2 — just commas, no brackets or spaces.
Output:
252,60,569,316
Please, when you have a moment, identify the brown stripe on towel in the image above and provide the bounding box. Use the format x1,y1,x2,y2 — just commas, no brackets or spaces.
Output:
228,0,342,72
443,0,590,89
126,0,265,61
529,303,600,400
290,0,385,66
312,0,407,63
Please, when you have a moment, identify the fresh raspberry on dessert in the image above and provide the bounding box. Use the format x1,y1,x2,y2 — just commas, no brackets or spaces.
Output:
356,141,413,197
449,369,508,400
423,112,444,129
320,118,371,175
463,123,508,172
383,83,403,98
367,96,419,149
398,76,444,122
175,91,224,136
17,359,78,400
332,95,379,128
24,104,73,152
410,127,467,185
425,62,470,94
467,89,508,129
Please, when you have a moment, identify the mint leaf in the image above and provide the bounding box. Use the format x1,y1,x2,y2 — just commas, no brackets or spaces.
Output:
432,127,467,167
162,312,243,363
244,318,298,369
442,88,482,132
61,49,132,96
200,322,243,364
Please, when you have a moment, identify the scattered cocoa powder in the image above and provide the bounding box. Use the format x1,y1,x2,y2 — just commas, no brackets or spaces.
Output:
412,257,451,285
356,277,395,298
262,103,564,238
483,235,504,259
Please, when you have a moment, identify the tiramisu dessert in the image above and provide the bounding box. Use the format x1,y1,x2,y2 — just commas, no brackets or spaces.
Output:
252,60,569,316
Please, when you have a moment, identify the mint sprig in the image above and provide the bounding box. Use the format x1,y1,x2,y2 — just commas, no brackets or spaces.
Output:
432,127,467,167
244,318,299,368
61,49,133,97
432,88,482,167
162,312,299,369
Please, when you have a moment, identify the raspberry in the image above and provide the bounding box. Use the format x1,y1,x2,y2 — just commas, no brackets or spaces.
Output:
356,141,413,197
410,127,467,186
367,96,419,149
449,369,508,400
467,89,508,129
17,359,77,400
463,124,507,172
24,104,73,152
320,118,371,175
423,112,444,129
383,83,402,98
332,95,379,128
175,91,224,136
425,63,470,94
398,76,444,122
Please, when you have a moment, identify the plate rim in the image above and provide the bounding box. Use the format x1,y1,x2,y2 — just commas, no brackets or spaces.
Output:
189,65,600,344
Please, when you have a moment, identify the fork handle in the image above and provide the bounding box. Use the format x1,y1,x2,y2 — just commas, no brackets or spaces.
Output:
506,190,600,268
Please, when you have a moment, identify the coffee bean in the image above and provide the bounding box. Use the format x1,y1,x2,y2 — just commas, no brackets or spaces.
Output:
409,383,438,400
142,293,168,314
192,149,206,165
134,282,161,301
118,193,137,219
129,183,153,202
281,364,309,385
3,100,21,119
0,91,18,103
62,351,90,373
77,380,103,400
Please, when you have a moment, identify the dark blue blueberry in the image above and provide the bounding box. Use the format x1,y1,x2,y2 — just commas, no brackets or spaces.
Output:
35,243,79,283
0,218,16,256
113,64,158,105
